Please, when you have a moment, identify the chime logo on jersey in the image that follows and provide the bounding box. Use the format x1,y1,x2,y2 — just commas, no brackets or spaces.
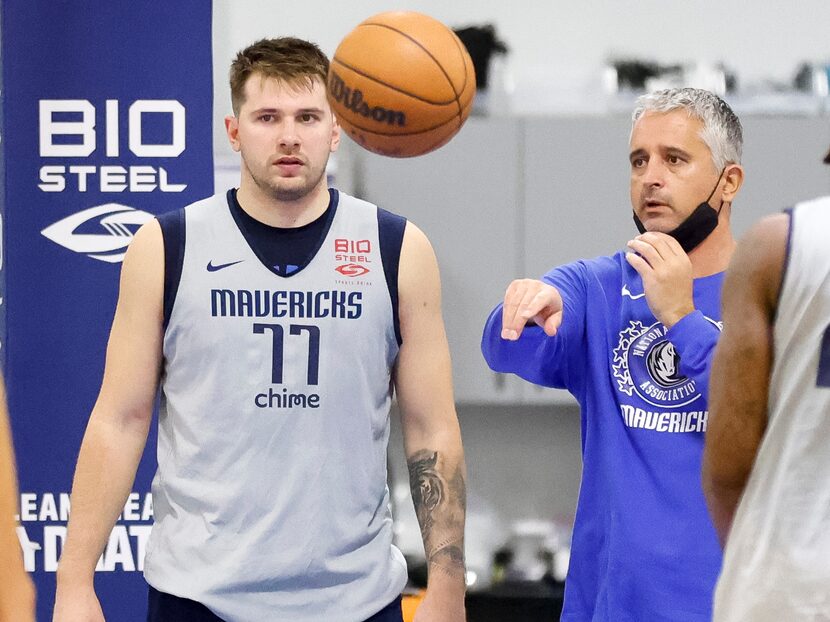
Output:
41,203,154,263
613,320,701,408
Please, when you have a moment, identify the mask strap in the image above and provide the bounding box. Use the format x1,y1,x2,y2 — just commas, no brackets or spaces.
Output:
706,167,726,213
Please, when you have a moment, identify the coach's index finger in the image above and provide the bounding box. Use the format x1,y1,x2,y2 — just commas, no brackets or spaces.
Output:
501,279,558,341
501,280,528,340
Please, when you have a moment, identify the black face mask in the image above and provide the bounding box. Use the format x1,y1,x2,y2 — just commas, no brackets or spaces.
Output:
633,169,726,253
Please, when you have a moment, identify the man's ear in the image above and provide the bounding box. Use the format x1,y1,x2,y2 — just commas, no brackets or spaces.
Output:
225,115,241,152
721,163,745,202
330,112,342,153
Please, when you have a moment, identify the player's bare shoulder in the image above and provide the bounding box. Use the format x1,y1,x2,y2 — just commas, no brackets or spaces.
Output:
743,212,790,250
399,221,440,280
397,221,443,329
117,218,165,316
123,218,164,265
728,212,790,312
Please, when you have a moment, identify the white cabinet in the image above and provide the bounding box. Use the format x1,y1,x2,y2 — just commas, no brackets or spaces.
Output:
351,117,527,403
521,117,633,404
522,116,633,278
735,117,830,235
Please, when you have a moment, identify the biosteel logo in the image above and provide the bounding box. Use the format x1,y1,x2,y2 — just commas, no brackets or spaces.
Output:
335,263,370,277
40,203,154,263
334,237,372,277
38,99,187,194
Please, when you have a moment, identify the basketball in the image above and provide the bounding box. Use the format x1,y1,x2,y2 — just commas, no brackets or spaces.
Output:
328,11,476,158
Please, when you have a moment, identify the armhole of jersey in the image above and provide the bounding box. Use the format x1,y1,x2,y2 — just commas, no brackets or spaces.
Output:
378,207,406,346
774,207,795,320
157,208,186,331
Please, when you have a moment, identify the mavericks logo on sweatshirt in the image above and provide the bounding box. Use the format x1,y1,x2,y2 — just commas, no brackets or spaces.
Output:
613,320,703,406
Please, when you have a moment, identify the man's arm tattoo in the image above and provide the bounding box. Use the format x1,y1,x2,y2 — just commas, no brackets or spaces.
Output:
407,449,466,576
408,450,443,534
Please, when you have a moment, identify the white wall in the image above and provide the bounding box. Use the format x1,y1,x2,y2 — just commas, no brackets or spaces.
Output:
212,0,830,154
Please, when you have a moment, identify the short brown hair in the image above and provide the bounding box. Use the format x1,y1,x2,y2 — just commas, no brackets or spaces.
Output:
229,37,329,115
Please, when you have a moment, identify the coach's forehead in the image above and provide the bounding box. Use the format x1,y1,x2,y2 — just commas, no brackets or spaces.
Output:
630,110,709,153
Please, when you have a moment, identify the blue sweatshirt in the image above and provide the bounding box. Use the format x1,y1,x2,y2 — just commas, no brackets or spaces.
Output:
482,252,723,622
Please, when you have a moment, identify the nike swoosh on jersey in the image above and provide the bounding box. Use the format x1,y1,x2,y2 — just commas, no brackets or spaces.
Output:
206,259,244,272
622,285,646,300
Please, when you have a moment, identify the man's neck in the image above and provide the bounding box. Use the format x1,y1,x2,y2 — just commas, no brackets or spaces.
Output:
235,181,330,229
687,221,736,278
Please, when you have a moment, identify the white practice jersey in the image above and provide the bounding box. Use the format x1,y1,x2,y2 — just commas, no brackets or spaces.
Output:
144,191,407,622
714,196,830,621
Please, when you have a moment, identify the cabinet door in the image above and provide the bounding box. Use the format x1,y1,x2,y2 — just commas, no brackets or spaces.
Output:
522,117,633,404
352,117,526,403
523,116,633,276
736,117,830,236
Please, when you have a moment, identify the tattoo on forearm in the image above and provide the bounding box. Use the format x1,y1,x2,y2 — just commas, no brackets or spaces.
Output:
408,450,443,533
450,467,467,514
407,449,467,577
429,537,466,577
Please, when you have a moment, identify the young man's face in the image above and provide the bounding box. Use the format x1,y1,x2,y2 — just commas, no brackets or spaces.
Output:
629,109,721,233
226,74,340,202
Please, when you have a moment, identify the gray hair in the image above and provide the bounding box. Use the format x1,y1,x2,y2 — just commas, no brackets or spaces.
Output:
631,88,743,171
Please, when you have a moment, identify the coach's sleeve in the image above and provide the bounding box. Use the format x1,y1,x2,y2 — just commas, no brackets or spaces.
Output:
666,310,721,400
481,262,588,390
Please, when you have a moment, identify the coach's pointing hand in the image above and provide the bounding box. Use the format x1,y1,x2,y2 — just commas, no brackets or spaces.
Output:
500,279,563,340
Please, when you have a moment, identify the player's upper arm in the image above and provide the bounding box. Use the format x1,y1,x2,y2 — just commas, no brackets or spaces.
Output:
719,212,788,349
95,219,165,422
393,222,455,431
705,213,789,483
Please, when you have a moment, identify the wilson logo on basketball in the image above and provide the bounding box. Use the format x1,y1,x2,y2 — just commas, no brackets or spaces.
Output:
329,71,407,127
335,263,370,277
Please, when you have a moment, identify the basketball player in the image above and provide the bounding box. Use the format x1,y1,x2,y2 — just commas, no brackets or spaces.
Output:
0,376,35,622
53,38,466,622
703,146,830,620
482,88,745,620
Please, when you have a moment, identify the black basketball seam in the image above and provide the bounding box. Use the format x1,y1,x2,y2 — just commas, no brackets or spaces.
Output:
419,99,474,153
447,31,472,127
343,97,473,156
331,57,458,106
361,21,465,97
356,21,466,110
339,110,465,137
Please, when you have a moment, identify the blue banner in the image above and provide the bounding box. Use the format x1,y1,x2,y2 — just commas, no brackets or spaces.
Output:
1,2,214,618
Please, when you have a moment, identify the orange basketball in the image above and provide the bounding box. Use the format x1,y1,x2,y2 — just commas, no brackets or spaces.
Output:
328,11,476,158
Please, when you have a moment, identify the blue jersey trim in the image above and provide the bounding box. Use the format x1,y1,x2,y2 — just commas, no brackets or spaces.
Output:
157,208,186,330
147,586,223,621
377,207,406,346
225,188,339,279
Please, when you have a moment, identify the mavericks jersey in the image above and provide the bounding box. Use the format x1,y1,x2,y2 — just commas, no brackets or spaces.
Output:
713,197,830,621
144,190,408,622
